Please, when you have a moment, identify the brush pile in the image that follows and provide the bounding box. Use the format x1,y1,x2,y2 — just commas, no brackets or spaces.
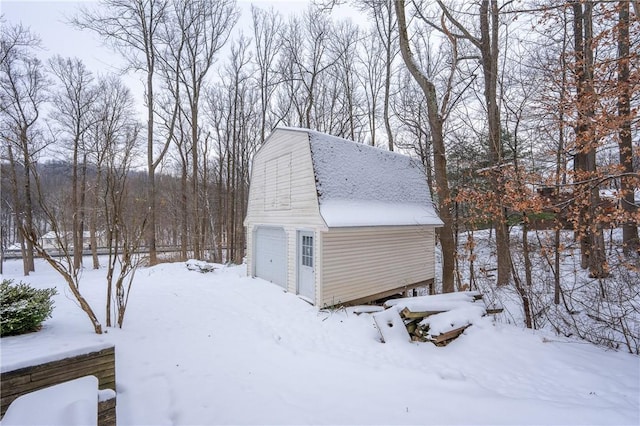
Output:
372,291,502,346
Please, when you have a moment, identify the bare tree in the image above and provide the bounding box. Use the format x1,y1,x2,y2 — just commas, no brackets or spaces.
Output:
171,0,239,260
207,36,258,264
251,5,284,143
48,56,97,271
0,23,47,275
359,0,397,151
395,0,456,293
435,0,512,286
85,76,130,269
74,0,172,265
279,7,337,129
102,119,145,328
355,26,386,146
89,75,140,327
393,70,432,186
570,0,608,278
327,20,364,141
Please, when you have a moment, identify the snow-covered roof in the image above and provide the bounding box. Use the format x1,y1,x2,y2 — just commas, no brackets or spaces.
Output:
279,127,443,227
40,231,57,240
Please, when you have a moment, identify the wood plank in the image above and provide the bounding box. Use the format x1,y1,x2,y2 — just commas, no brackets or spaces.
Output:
99,374,116,392
0,370,116,405
99,410,116,426
5,347,115,377
98,403,117,426
485,307,504,314
32,366,115,391
98,397,116,411
431,325,471,344
352,305,384,315
5,368,114,399
406,321,418,334
373,308,411,344
29,357,114,382
400,307,446,319
1,394,18,413
0,375,30,391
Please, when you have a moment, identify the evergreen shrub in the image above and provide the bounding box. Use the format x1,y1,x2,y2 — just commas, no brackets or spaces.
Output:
0,279,57,337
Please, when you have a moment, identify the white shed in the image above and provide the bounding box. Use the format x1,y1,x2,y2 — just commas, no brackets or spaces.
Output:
244,127,443,307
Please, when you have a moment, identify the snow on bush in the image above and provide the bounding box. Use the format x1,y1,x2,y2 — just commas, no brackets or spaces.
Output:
0,279,57,337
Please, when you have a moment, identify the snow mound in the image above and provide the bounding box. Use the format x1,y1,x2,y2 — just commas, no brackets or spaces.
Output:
419,305,486,335
185,259,218,273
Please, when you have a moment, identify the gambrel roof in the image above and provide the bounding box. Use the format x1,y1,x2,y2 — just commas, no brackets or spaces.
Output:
278,127,443,228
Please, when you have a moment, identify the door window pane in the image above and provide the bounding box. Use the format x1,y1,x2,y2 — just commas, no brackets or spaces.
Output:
302,235,313,267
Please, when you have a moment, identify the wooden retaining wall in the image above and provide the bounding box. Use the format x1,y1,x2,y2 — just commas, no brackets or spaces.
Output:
0,345,116,426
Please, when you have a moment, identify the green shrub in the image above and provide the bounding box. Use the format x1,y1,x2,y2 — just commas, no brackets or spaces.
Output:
0,280,57,337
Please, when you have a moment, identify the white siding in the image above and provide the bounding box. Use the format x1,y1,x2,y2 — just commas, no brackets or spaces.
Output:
265,154,292,210
319,226,436,307
245,129,327,295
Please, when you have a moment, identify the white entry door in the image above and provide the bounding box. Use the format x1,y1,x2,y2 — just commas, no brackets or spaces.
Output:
297,231,315,303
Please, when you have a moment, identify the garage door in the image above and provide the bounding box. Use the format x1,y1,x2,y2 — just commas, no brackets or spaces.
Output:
254,227,287,288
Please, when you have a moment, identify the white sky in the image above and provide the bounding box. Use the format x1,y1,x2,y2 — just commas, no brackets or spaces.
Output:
1,0,364,123
1,0,362,74
2,1,123,75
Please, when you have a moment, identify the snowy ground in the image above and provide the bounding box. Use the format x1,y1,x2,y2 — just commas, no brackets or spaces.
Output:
1,257,639,425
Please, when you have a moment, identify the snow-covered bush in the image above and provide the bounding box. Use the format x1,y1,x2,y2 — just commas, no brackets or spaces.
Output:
0,280,57,337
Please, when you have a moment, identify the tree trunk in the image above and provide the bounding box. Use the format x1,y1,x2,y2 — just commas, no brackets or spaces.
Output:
181,161,188,260
554,11,569,305
72,136,81,271
20,129,35,273
383,0,394,152
192,100,201,260
147,63,158,265
396,0,455,293
572,0,608,277
617,0,639,254
90,166,101,270
480,0,510,286
6,145,27,276
77,153,88,270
